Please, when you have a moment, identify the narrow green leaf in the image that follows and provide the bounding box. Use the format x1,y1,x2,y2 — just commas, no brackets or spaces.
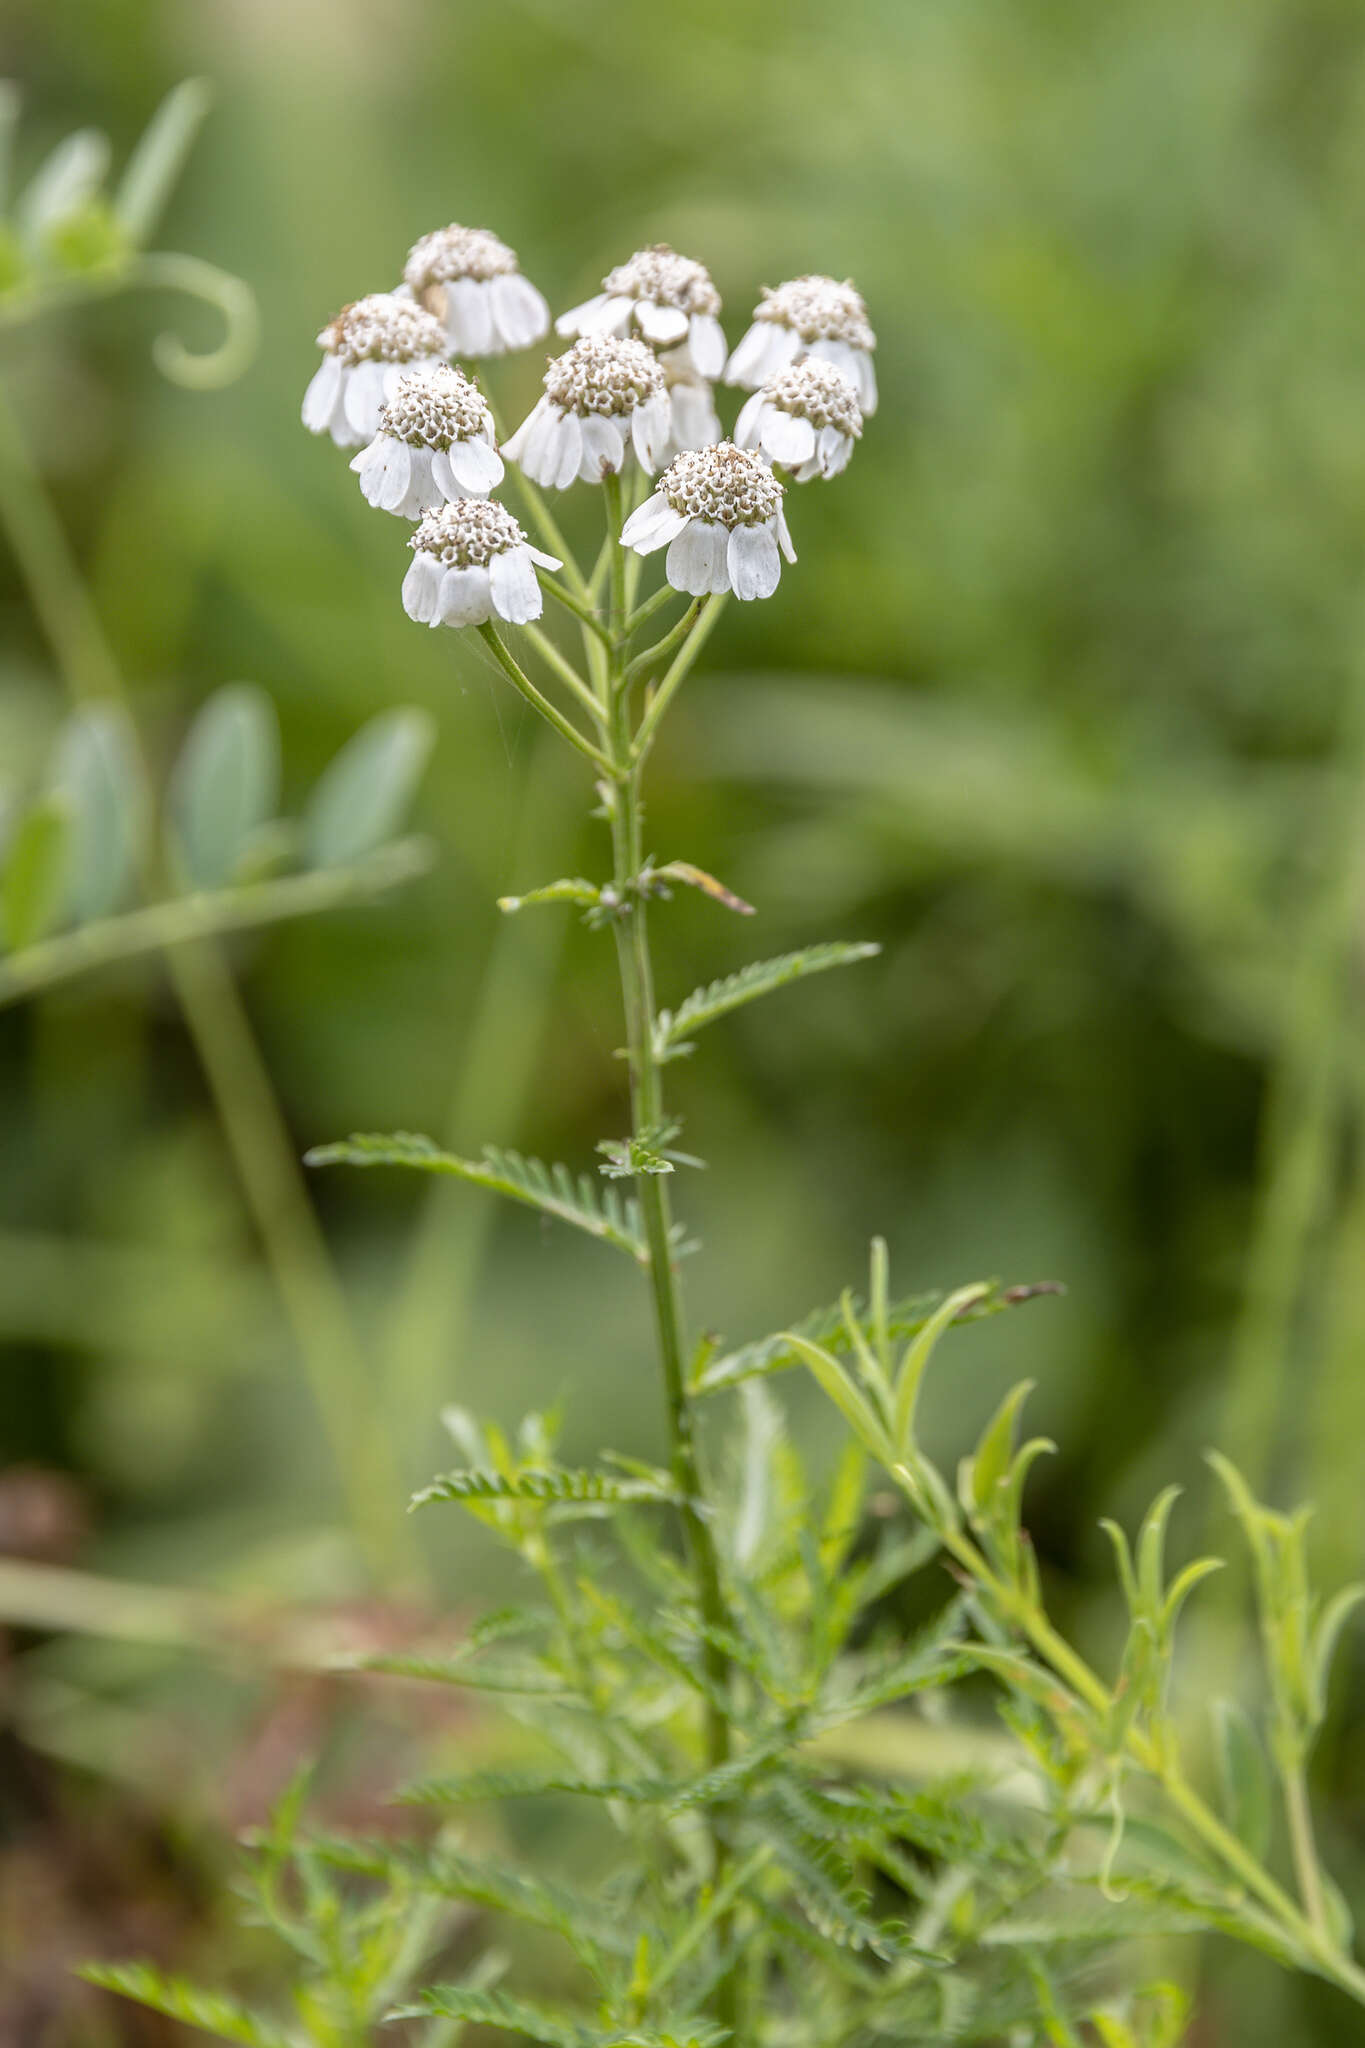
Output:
113,79,213,242
1136,1486,1182,1621
3,797,70,950
1212,1698,1273,1861
653,941,880,1060
167,684,279,889
893,1282,990,1454
305,1132,650,1261
961,1378,1034,1522
410,1464,679,1511
48,702,141,921
393,1987,723,2048
1160,1556,1223,1636
302,707,434,868
16,127,110,252
692,1277,1059,1397
498,877,601,913
782,1333,891,1455
1308,1582,1365,1725
78,1964,298,2048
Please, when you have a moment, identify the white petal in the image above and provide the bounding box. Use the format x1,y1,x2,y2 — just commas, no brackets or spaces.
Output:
631,393,671,472
810,338,876,414
580,412,626,480
761,407,816,469
556,292,609,336
667,379,721,452
818,425,853,477
447,278,496,355
489,545,543,624
401,447,445,514
343,360,388,439
402,551,443,624
725,320,798,388
574,292,634,336
636,299,690,346
621,491,669,547
666,517,728,596
375,439,414,512
491,272,549,349
792,454,822,483
726,522,781,601
448,435,505,494
429,448,460,500
438,564,493,626
687,314,728,380
551,411,583,490
526,544,563,570
500,393,547,465
302,354,342,433
775,506,797,564
733,390,764,448
623,493,688,553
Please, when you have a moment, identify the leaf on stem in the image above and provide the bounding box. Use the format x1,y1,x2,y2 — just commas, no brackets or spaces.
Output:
410,1464,681,1511
692,1278,1061,1397
654,941,881,1060
78,1964,299,2048
302,707,433,867
498,878,602,914
304,1131,655,1262
649,860,755,916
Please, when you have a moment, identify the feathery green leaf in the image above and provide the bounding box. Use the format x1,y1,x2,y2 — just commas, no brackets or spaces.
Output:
653,942,880,1060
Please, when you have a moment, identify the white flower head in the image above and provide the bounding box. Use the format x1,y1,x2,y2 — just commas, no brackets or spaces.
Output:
402,500,561,630
501,335,674,489
350,365,503,518
725,274,877,415
557,244,728,381
302,294,448,449
403,223,550,356
621,442,796,603
734,359,863,482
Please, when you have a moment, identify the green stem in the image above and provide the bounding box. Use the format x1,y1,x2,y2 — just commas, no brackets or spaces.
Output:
632,597,727,761
0,841,430,1008
1283,1749,1330,1938
517,621,610,726
622,597,707,691
623,583,681,640
0,378,421,1594
899,1482,1365,2001
540,573,611,643
504,467,589,600
476,623,612,771
599,502,738,2030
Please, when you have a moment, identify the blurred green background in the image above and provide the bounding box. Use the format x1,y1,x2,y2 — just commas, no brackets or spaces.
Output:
4,0,1365,2039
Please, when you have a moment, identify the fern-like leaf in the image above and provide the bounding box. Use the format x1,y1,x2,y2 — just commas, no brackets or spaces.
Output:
410,1463,681,1512
393,1987,725,2048
305,1132,655,1261
652,942,881,1061
79,1964,299,2048
692,1279,1061,1396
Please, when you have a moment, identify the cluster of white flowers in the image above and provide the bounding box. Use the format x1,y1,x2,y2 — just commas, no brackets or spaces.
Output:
302,223,873,618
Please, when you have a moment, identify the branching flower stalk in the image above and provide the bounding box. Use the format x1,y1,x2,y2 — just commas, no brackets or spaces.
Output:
83,207,1365,2048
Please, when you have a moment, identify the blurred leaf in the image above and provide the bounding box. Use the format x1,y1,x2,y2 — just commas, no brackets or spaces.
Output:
302,707,434,869
3,796,69,950
79,1964,298,2048
113,78,212,244
1212,1699,1273,1861
654,942,881,1061
48,703,141,921
16,126,110,254
167,683,280,889
0,81,19,216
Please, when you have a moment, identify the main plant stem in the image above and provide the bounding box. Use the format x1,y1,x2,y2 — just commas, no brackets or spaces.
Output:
600,474,738,2026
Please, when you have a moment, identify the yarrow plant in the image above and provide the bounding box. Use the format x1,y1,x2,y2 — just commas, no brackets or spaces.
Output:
88,215,1365,2048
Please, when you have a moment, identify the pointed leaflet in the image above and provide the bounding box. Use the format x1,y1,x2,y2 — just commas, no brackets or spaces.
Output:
113,79,213,243
410,1464,680,1511
692,1278,1057,1396
78,1964,299,2048
653,942,880,1061
303,708,434,868
48,703,141,921
305,1132,650,1261
3,797,70,950
167,684,279,889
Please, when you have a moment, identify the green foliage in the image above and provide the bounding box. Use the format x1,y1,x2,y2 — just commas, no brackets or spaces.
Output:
306,1131,667,1262
0,692,432,998
78,1965,300,2048
652,942,882,1062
